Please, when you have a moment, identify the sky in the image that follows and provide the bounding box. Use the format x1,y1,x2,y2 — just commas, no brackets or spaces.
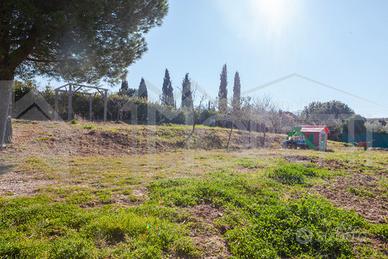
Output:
41,0,388,118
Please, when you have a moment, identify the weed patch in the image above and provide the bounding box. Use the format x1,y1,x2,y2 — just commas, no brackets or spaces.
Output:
149,171,372,258
236,158,262,169
270,162,330,185
348,187,375,198
0,195,198,258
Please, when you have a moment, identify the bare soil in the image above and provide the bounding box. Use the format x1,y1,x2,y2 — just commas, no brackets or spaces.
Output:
284,155,349,170
0,171,56,196
314,173,387,223
284,155,387,223
188,204,231,258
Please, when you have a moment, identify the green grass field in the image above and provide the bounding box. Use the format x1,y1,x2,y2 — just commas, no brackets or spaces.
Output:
0,120,386,258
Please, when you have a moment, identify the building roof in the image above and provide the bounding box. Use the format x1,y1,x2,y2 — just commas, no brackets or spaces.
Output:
300,126,329,134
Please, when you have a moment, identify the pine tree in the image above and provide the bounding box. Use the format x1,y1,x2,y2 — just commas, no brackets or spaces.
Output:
161,69,175,106
181,73,193,110
218,64,228,113
233,72,241,112
138,78,148,100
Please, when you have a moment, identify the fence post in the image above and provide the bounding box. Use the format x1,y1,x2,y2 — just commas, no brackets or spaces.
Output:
89,94,93,121
54,90,59,120
67,84,73,121
103,90,108,122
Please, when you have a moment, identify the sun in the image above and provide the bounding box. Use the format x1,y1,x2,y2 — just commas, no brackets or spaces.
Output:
262,0,287,24
250,0,291,34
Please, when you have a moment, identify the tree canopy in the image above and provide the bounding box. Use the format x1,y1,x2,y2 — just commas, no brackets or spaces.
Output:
301,100,355,125
0,0,168,81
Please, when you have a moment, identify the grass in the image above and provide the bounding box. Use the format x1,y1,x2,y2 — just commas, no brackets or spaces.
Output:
149,170,373,258
1,121,387,258
1,168,372,258
269,162,331,185
348,187,375,198
236,158,263,169
0,195,198,258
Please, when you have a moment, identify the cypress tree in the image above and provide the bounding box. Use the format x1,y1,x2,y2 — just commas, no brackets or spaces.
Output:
161,69,175,106
233,72,241,112
218,64,228,113
138,78,148,100
181,73,193,110
168,82,175,108
119,74,129,96
137,78,148,123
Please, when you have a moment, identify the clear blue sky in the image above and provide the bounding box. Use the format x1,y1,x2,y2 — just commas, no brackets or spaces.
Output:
42,0,388,118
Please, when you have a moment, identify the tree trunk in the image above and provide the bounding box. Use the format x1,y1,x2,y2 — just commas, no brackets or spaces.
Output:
0,80,13,148
226,125,233,151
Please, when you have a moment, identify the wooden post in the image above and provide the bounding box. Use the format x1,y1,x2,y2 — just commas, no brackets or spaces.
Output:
89,94,93,121
67,84,73,121
54,90,59,120
248,120,251,146
103,90,108,122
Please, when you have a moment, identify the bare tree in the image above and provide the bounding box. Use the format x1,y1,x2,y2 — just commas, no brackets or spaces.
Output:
182,82,207,145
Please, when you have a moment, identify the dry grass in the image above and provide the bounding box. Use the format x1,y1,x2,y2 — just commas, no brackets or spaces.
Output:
0,120,386,258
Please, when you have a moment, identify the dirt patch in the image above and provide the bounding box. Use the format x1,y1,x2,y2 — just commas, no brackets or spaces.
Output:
109,193,142,206
188,204,231,258
284,155,349,170
314,173,387,223
284,155,316,164
353,235,388,257
132,187,147,198
0,171,56,196
109,187,148,207
285,154,387,223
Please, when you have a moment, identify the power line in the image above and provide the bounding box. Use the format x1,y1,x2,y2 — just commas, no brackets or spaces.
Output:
243,73,383,108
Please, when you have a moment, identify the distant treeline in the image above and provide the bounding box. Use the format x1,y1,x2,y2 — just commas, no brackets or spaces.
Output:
13,78,297,134
13,68,388,146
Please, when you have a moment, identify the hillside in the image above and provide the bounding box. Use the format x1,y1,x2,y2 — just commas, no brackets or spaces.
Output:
4,120,284,156
0,120,386,258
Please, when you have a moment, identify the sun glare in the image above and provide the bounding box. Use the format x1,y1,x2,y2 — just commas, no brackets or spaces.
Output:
250,0,291,35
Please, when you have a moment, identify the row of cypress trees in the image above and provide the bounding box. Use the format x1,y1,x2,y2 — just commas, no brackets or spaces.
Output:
218,64,241,114
119,64,241,113
119,76,148,100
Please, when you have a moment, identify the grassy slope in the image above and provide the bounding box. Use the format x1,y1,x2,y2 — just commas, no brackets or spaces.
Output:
0,120,387,258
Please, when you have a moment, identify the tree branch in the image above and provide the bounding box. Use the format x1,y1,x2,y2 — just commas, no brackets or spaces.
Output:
26,57,62,63
9,25,38,70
